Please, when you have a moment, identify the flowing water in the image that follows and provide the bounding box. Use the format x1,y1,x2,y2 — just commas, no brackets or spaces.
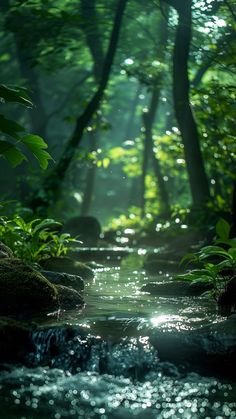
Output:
0,254,236,418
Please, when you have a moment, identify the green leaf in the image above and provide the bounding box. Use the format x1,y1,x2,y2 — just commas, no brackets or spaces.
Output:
228,248,236,260
214,259,233,272
0,114,25,139
0,84,33,108
33,218,61,233
0,140,27,167
198,246,230,260
21,134,53,169
180,252,198,266
216,218,231,240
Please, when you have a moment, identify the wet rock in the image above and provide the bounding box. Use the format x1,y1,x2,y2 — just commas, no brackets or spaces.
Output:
63,216,101,245
40,270,84,291
56,285,84,310
141,280,213,297
218,277,236,316
0,242,13,259
0,317,33,364
40,256,94,280
0,258,57,315
150,316,236,378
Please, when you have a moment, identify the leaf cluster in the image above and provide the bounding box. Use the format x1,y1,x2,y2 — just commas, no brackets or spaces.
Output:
0,84,52,168
0,214,79,264
177,219,236,298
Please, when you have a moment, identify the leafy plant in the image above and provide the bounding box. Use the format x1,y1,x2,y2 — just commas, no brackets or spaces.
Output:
177,219,236,299
0,215,79,265
0,84,52,168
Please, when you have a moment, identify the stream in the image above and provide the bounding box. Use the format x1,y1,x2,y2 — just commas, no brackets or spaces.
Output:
0,252,236,418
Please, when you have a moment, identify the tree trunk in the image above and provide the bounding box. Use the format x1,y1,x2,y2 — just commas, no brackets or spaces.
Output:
125,85,142,139
80,132,97,216
142,87,171,217
140,11,170,217
31,0,127,211
164,0,210,206
81,0,104,81
79,0,105,215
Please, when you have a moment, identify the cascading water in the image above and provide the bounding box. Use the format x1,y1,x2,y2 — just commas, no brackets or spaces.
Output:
0,263,236,418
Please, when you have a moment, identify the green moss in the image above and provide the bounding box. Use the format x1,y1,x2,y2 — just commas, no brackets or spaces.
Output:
40,256,94,280
0,258,58,314
56,285,84,310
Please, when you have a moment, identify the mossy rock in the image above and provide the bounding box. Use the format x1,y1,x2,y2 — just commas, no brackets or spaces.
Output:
40,256,94,280
0,317,33,363
0,241,13,259
0,258,58,315
141,280,213,297
41,270,84,291
56,285,84,310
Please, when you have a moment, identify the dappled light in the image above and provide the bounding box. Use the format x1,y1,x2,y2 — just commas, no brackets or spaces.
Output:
0,0,236,417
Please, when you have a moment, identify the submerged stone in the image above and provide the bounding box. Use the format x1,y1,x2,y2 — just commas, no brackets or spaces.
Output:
141,280,213,296
0,258,57,315
40,256,94,280
150,316,236,378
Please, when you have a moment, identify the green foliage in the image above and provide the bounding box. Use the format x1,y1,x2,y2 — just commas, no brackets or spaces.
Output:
177,219,236,299
0,84,52,168
0,214,79,264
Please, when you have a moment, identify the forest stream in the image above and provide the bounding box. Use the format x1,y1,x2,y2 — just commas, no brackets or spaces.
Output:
0,249,236,419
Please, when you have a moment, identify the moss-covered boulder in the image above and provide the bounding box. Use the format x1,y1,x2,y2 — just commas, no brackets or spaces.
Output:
0,258,57,315
0,242,13,259
56,285,84,310
40,256,94,280
41,270,84,291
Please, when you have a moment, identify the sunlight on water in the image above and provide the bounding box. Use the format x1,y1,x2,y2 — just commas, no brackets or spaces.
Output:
150,314,183,327
0,367,235,419
45,265,219,339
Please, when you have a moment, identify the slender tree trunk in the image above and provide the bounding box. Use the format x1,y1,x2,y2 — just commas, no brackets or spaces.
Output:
140,11,170,217
80,132,97,216
79,0,105,215
141,87,171,217
81,0,104,81
164,0,210,206
125,85,142,139
31,0,127,211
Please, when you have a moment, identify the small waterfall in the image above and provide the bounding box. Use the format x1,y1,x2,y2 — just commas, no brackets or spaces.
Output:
28,327,159,378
